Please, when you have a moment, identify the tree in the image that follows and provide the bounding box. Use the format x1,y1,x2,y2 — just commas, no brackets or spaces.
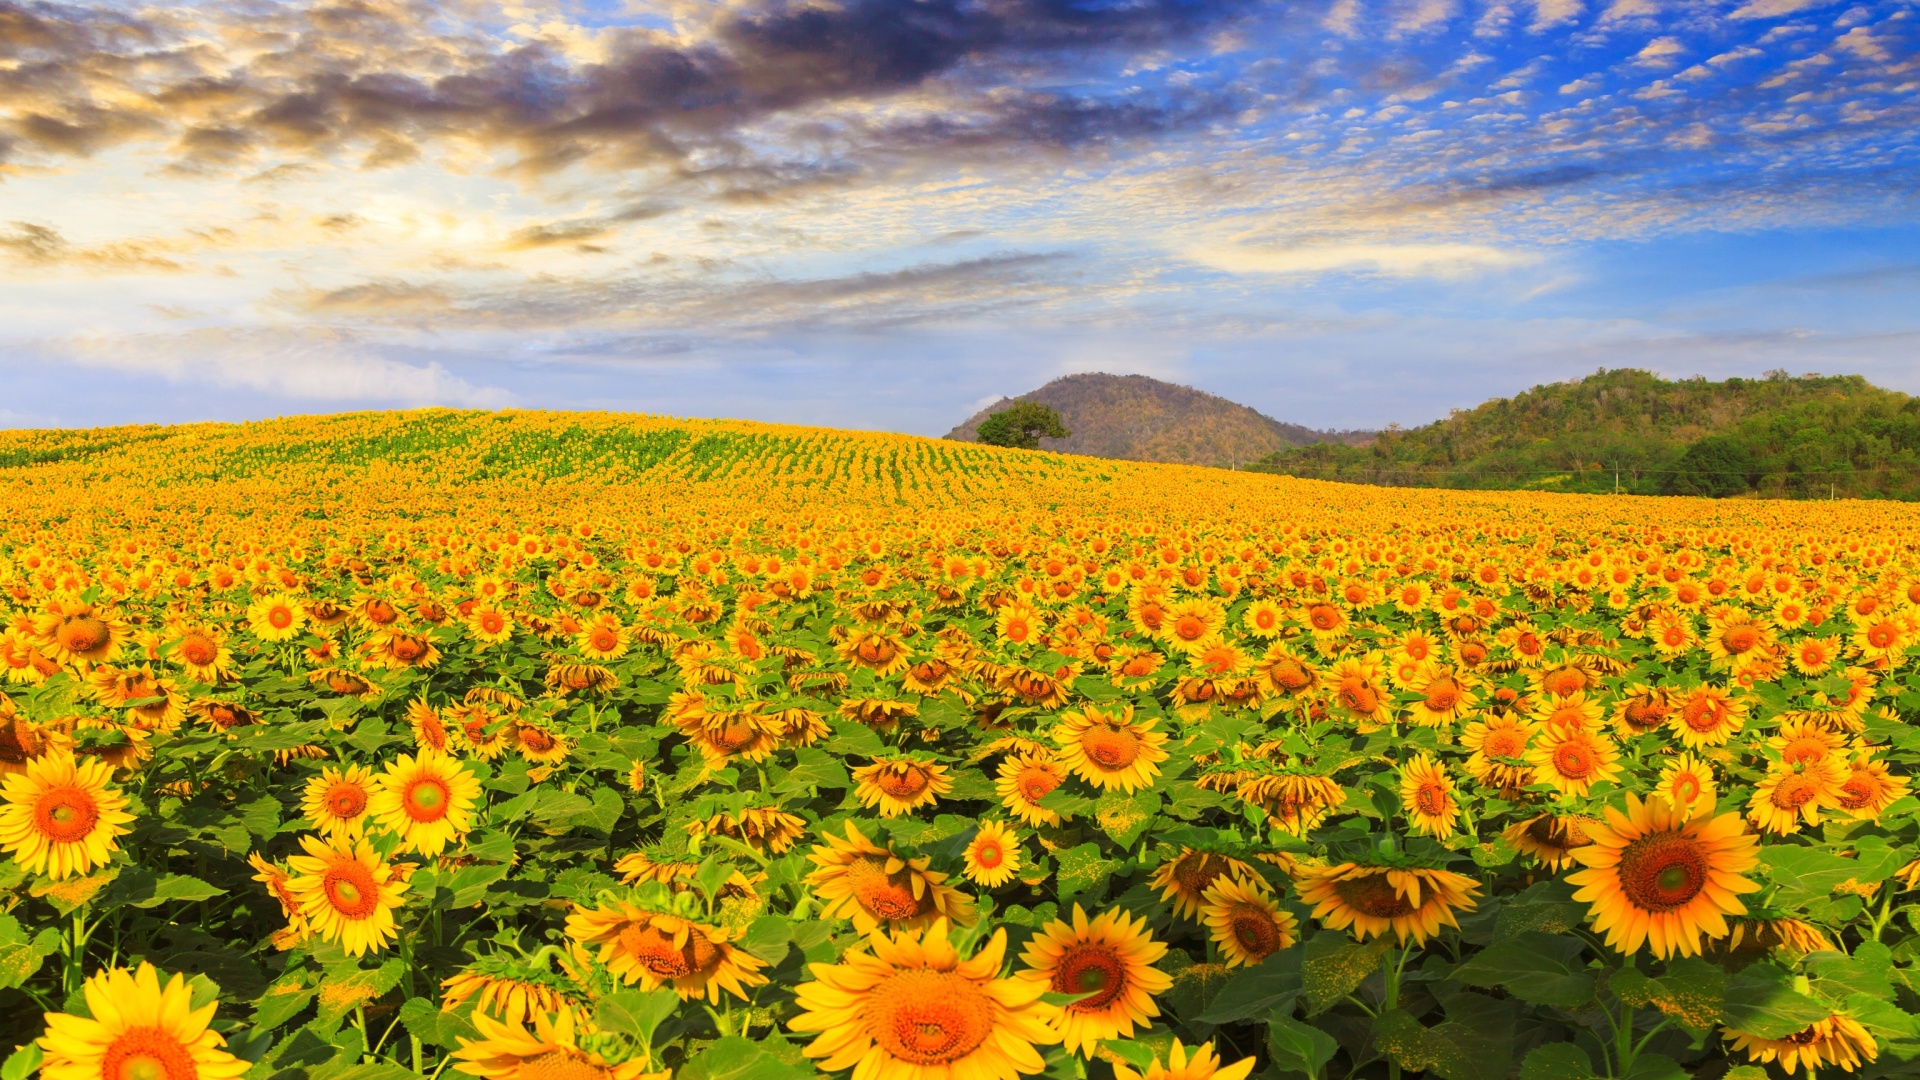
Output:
977,401,1070,450
1662,435,1757,497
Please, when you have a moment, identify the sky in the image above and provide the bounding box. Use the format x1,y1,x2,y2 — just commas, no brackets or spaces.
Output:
1,0,1916,435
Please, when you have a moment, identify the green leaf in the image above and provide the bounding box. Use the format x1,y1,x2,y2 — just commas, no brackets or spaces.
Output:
1373,992,1515,1080
1720,963,1832,1039
823,720,885,758
129,873,223,908
1622,1053,1687,1080
1842,994,1920,1039
740,915,794,964
778,747,852,791
578,785,625,833
1054,842,1113,905
596,989,682,1047
1302,933,1391,1016
251,974,316,1029
326,1066,420,1080
1607,958,1725,1031
1450,932,1594,1008
1760,841,1904,904
447,862,512,908
1094,789,1160,848
399,997,480,1049
1520,1044,1594,1080
1494,880,1587,940
1,1043,43,1080
1807,943,1894,1003
238,795,282,839
1720,1069,1770,1080
1196,950,1303,1023
0,912,59,990
313,958,407,1028
679,1036,811,1080
1266,1013,1339,1080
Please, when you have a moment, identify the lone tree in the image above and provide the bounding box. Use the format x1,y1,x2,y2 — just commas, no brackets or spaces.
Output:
976,401,1070,450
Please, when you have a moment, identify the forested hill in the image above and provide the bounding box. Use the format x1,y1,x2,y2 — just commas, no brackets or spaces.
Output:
946,372,1369,466
1249,369,1920,500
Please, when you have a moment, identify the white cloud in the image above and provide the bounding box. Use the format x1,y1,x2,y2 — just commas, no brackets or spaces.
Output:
1731,0,1834,20
1184,242,1539,279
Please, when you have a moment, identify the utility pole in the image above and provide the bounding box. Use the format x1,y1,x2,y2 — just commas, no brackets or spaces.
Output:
1614,470,1620,494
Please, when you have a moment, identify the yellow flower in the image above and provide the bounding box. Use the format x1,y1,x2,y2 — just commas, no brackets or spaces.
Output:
1667,684,1746,749
1159,597,1227,654
1398,753,1459,839
1148,848,1259,921
452,1009,657,1080
466,605,515,645
1018,905,1172,1056
1503,814,1597,872
852,758,953,818
367,748,481,856
996,753,1067,826
1294,862,1480,945
1723,1015,1877,1076
37,962,250,1080
1525,725,1622,797
806,821,977,935
0,750,134,879
564,903,768,1002
1200,875,1297,967
300,763,375,841
1567,793,1759,959
790,919,1059,1080
1112,1039,1257,1080
1834,755,1909,820
285,834,409,957
962,820,1022,888
1052,706,1168,793
1747,762,1846,836
246,593,307,642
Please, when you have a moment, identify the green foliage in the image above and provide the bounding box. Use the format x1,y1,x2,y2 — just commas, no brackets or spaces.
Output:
976,401,1071,449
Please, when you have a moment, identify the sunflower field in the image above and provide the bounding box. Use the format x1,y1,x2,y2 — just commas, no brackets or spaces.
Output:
2,409,1919,1080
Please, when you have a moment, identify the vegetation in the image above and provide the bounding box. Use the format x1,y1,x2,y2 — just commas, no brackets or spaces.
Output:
0,410,1918,1080
977,401,1071,449
949,373,1369,466
1252,369,1920,499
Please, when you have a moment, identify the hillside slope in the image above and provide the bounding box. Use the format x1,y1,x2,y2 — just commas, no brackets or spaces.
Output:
1250,369,1920,499
946,372,1369,466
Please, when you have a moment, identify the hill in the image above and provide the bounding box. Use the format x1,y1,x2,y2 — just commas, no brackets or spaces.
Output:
945,372,1369,467
1249,368,1920,500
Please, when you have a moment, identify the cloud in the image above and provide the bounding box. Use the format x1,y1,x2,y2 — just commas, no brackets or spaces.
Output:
1729,0,1835,19
1184,241,1538,278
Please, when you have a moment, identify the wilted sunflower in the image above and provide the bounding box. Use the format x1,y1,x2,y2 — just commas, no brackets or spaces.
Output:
565,903,767,1002
1149,849,1260,921
997,753,1068,827
687,805,807,854
1504,814,1597,871
513,722,569,765
1200,875,1297,968
1398,753,1459,839
1053,706,1168,793
1112,1040,1257,1080
789,919,1060,1080
285,834,408,957
300,763,376,841
1566,793,1760,958
1324,653,1392,726
962,820,1022,888
0,750,134,879
1723,1015,1877,1076
853,757,953,817
361,629,441,670
37,961,250,1080
1294,862,1481,945
367,748,481,856
1018,905,1171,1055
1234,772,1346,836
441,959,583,1026
1256,643,1320,702
806,821,976,934
452,1009,658,1080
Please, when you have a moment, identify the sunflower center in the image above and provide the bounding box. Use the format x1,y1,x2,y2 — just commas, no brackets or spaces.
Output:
520,1050,615,1080
1670,774,1701,802
1331,873,1415,919
1771,775,1820,810
1172,854,1226,894
1552,741,1595,779
972,840,1003,868
59,618,109,654
845,857,933,922
1868,624,1896,648
322,860,380,919
1623,698,1667,731
1228,904,1282,959
1309,605,1340,631
617,924,720,980
405,777,451,821
325,782,368,818
391,636,428,661
1681,696,1726,733
1173,615,1208,641
1414,783,1450,815
268,606,294,629
875,767,932,799
102,1026,197,1080
1723,627,1758,653
1424,682,1459,711
1337,679,1378,715
520,728,557,752
1837,774,1878,810
482,613,505,633
865,969,995,1065
1616,832,1709,912
1781,738,1827,766
34,786,100,843
180,636,218,665
1017,767,1060,803
1544,670,1585,696
1482,730,1523,759
1082,724,1141,770
1053,943,1127,1011
1269,660,1312,691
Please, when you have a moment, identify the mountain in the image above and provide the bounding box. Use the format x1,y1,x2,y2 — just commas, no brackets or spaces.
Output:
945,373,1371,467
1249,368,1920,500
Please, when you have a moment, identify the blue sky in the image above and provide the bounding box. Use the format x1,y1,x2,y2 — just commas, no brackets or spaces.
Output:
1,0,1915,435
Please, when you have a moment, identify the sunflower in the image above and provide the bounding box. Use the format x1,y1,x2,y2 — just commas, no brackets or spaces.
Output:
441,966,580,1027
790,919,1059,1080
853,758,953,818
1531,691,1604,733
1566,793,1759,958
450,704,510,759
963,820,1022,888
1656,753,1718,810
1712,916,1834,957
1461,714,1538,790
1018,905,1171,1055
1834,756,1909,820
1149,849,1259,921
1504,814,1597,871
367,748,481,856
1526,725,1622,797
565,903,767,1001
1406,667,1476,728
1850,617,1910,667
1789,636,1840,676
1668,684,1747,749
1294,862,1481,945
1112,1040,1257,1080
1398,753,1459,839
1747,762,1845,835
995,601,1045,647
300,763,375,841
687,806,808,854
452,1009,656,1080
168,625,235,683
36,602,129,667
1256,643,1320,702
513,722,569,765
836,630,911,677
996,753,1067,826
1200,875,1297,967
1234,772,1347,836
1160,597,1227,655
37,961,250,1080
1325,654,1392,725
1052,706,1168,793
466,605,515,645
0,750,134,879
285,834,408,956
248,852,311,949
1610,684,1670,738
1241,599,1287,638
246,593,307,642
806,821,977,934
1723,1015,1877,1076
1303,602,1348,642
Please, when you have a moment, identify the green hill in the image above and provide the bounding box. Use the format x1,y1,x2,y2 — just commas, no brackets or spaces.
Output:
1249,369,1920,499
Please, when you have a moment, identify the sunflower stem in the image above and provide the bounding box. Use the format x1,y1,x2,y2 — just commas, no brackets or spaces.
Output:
1613,1000,1637,1077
